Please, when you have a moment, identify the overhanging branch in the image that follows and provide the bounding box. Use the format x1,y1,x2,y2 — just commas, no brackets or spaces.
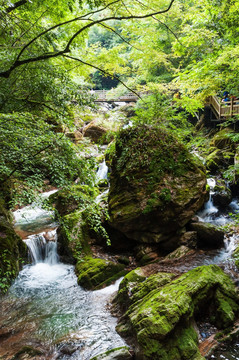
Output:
0,0,176,78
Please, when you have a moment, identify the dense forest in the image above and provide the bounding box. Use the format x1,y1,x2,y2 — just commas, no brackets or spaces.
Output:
1,1,239,359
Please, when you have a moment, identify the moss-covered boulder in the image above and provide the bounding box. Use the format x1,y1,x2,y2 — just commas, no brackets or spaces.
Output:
50,185,98,217
108,125,207,248
206,148,234,174
116,265,239,360
210,128,235,150
75,256,126,290
57,209,92,263
189,221,224,248
0,199,27,293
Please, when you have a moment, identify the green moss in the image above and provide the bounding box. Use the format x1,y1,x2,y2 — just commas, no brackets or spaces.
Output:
59,210,92,261
108,125,207,244
116,265,239,360
75,256,126,290
50,184,99,216
113,126,200,191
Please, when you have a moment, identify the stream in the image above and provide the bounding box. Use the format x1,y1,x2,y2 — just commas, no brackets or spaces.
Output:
0,178,239,359
0,190,126,360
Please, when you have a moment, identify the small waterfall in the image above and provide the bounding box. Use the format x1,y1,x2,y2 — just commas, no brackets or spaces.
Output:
198,178,219,222
25,229,58,265
96,160,108,180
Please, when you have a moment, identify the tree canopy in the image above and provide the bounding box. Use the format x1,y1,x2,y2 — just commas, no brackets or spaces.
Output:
1,0,239,204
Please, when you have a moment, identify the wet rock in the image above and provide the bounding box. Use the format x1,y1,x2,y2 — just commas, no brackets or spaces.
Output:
179,231,198,248
189,221,224,248
108,125,207,249
212,180,232,208
90,346,133,360
205,148,234,174
116,265,239,360
11,346,43,359
165,245,192,260
135,244,161,265
83,121,108,144
75,256,126,290
59,343,78,355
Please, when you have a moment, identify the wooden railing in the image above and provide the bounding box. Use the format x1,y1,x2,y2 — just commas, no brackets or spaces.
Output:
91,90,145,102
208,95,239,118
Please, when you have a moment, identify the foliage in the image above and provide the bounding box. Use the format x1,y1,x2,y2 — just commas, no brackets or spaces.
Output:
0,249,17,293
0,112,96,207
132,92,194,141
83,203,111,246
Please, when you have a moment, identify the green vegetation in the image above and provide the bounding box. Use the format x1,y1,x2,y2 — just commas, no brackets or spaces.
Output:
116,265,239,360
75,256,126,290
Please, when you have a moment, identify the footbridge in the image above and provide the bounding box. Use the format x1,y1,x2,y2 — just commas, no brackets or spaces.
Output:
91,90,146,102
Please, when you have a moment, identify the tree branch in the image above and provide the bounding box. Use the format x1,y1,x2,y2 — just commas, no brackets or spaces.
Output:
5,0,27,14
0,0,176,78
99,23,143,52
63,54,143,100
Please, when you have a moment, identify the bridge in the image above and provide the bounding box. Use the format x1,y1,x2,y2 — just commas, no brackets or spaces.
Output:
208,95,239,119
91,90,146,102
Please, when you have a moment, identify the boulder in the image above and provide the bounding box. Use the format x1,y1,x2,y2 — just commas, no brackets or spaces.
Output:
212,180,232,208
189,221,224,248
49,184,98,217
108,125,207,248
205,148,234,174
57,209,92,263
75,256,126,290
90,346,132,360
66,129,83,143
179,231,198,248
116,265,239,360
210,128,235,150
83,121,108,143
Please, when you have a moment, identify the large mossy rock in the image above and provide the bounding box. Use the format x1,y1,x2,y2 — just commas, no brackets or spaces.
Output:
0,199,27,293
116,265,239,360
108,125,207,247
57,209,92,263
75,256,126,290
49,185,98,217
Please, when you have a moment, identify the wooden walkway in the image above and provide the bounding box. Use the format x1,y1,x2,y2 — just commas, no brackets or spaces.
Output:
91,90,142,102
208,95,239,119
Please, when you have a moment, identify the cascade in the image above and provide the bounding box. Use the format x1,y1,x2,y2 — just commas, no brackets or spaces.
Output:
96,159,108,180
25,230,58,265
0,190,126,360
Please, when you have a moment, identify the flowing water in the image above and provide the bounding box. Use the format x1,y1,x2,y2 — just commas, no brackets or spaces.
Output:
1,181,239,359
0,191,126,360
